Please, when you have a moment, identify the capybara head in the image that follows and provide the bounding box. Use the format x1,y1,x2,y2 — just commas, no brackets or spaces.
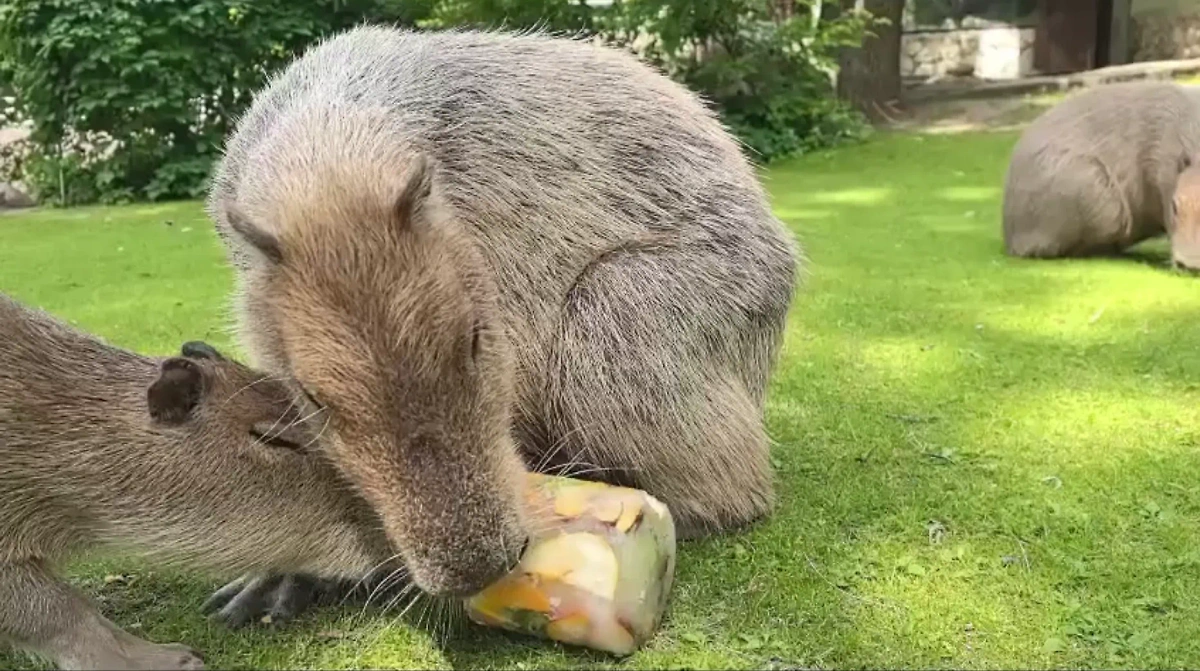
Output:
143,341,391,579
1172,154,1200,272
218,156,529,597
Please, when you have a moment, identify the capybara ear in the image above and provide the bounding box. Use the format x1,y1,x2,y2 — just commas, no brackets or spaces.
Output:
392,154,435,227
181,340,226,361
147,357,206,425
226,207,284,264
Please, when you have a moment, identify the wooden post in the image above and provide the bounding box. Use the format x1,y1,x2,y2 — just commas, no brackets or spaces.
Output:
836,0,904,122
1108,0,1132,65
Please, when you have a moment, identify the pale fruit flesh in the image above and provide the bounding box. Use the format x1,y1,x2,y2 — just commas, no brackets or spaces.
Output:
463,473,677,656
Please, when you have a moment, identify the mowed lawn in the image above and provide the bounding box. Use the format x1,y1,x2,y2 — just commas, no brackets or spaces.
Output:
2,130,1199,670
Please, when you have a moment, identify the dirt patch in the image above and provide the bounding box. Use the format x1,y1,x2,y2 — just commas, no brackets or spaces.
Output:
884,92,1063,134
889,69,1200,135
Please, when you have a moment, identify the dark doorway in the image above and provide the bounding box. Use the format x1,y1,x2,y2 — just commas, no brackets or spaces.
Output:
1095,0,1114,67
1034,0,1111,74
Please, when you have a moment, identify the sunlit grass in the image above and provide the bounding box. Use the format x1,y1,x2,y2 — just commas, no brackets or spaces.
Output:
1,129,1198,669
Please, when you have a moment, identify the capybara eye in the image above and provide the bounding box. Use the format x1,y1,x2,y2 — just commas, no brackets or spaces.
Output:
470,325,483,360
300,386,324,410
249,428,305,452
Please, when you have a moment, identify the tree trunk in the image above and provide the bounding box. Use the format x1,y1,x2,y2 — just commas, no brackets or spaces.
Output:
836,0,905,123
771,0,797,22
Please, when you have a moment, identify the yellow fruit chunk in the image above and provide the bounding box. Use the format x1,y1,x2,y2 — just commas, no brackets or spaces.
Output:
534,473,614,520
552,487,590,518
467,575,552,622
522,532,618,600
592,496,624,523
614,499,645,532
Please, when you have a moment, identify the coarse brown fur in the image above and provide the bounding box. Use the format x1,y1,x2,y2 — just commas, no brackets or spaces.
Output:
206,26,799,609
1003,81,1200,264
1170,155,1200,269
0,293,391,669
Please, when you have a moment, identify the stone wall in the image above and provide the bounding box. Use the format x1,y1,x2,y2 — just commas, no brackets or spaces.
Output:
1131,8,1200,62
902,22,1035,80
902,0,1200,81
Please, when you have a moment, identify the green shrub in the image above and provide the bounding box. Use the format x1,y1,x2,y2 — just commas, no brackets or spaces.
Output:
608,0,875,162
0,0,387,205
427,0,598,32
0,0,873,205
425,0,876,163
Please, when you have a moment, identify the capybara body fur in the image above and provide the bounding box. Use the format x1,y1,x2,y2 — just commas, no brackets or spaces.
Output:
207,26,799,603
1003,81,1200,265
0,293,389,669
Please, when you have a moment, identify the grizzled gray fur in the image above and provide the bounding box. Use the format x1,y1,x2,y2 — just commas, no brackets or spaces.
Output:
0,293,390,669
206,25,799,616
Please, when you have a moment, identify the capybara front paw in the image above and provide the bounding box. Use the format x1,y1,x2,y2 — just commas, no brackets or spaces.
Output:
200,572,339,628
100,641,204,670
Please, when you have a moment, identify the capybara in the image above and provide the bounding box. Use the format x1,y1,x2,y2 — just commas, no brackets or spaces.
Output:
1170,154,1200,269
1002,81,1200,264
0,293,392,670
206,26,799,617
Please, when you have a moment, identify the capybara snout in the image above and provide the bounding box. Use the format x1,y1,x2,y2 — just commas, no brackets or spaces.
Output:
397,500,529,597
1172,154,1200,271
325,426,530,598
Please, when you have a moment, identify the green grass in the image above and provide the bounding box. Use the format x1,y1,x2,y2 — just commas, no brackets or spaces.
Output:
2,129,1199,669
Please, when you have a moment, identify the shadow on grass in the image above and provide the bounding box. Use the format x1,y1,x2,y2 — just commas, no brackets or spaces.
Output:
757,336,1200,666
745,133,1200,664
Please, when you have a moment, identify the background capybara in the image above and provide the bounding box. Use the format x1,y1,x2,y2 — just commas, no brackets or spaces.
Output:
0,294,391,670
1002,80,1200,265
205,26,798,617
1170,154,1200,269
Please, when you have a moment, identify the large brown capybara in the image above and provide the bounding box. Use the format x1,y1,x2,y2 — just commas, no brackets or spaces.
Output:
203,25,800,621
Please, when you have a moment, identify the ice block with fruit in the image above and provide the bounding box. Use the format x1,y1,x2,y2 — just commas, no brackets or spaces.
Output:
463,473,676,656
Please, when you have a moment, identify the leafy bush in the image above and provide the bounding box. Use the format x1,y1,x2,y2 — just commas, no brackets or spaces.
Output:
0,0,873,205
607,0,875,162
428,0,598,32
424,0,875,163
0,134,31,190
0,0,388,205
